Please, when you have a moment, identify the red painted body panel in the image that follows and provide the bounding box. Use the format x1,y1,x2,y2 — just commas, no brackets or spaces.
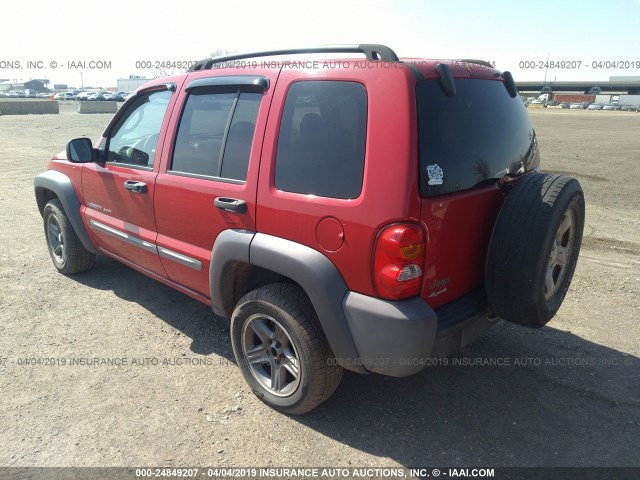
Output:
82,164,165,274
48,158,85,204
256,64,421,297
419,186,504,308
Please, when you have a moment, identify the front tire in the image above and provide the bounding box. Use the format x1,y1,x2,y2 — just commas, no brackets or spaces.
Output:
43,199,95,274
230,283,342,414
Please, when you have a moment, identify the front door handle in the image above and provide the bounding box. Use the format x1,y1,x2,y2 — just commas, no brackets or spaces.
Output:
214,197,247,214
124,180,147,194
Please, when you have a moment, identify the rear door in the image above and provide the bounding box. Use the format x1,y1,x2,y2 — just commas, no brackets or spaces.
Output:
82,84,177,275
153,71,277,298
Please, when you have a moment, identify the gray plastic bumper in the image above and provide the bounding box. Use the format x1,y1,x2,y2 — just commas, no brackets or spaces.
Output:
343,292,439,377
343,291,494,377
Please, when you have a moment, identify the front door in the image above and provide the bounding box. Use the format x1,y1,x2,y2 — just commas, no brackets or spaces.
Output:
82,87,175,276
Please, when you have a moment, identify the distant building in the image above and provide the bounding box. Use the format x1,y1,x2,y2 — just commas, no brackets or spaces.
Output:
53,84,68,91
609,76,640,82
117,76,151,93
0,79,50,92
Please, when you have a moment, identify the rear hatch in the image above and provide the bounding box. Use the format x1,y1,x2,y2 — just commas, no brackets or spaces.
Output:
414,66,539,308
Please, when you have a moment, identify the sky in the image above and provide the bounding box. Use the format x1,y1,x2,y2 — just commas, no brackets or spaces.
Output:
1,0,639,89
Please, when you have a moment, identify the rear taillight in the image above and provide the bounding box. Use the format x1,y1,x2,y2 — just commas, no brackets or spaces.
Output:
373,223,426,300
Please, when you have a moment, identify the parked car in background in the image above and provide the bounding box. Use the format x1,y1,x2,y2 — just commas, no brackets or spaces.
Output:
560,102,570,109
87,93,107,101
587,103,604,110
63,92,77,100
105,92,126,101
602,104,616,111
569,103,583,109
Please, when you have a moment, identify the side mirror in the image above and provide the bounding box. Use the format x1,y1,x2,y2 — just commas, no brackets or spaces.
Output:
66,137,97,163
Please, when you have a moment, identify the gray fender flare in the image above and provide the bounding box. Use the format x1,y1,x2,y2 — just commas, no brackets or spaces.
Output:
34,170,100,254
209,230,365,373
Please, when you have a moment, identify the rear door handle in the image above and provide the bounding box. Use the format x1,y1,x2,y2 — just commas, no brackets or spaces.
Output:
124,180,147,194
214,197,247,214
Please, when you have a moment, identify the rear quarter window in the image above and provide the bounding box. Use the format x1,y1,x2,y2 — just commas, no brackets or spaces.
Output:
417,78,539,196
275,81,367,199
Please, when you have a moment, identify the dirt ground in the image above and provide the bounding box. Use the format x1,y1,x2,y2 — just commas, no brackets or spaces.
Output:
0,102,638,469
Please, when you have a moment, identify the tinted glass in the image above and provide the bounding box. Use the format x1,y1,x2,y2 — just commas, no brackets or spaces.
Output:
171,89,260,180
106,90,171,167
416,78,539,196
275,81,367,199
220,92,261,181
171,89,236,177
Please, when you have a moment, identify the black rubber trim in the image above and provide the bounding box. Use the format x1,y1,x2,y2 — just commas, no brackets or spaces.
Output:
34,170,100,255
401,61,424,80
435,63,456,97
435,289,485,331
502,71,518,98
455,59,495,68
186,76,269,91
209,229,254,317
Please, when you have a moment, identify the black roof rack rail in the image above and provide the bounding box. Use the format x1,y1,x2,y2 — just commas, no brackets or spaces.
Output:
188,44,399,72
454,59,495,68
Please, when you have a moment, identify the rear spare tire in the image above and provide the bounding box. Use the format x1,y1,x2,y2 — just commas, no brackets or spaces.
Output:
485,173,584,328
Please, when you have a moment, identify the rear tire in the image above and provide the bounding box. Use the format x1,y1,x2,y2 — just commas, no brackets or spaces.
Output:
230,283,342,414
43,199,95,274
485,173,584,328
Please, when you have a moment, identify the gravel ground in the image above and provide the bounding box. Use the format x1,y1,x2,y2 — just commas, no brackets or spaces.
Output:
0,102,638,469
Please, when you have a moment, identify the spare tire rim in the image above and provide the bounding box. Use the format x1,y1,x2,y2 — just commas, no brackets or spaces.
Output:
46,213,65,265
545,209,576,300
241,314,300,397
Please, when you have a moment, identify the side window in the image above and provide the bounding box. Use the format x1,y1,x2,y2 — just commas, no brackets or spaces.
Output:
275,81,367,199
106,90,171,168
171,88,261,181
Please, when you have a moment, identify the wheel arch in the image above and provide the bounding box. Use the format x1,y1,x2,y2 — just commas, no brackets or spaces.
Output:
209,230,365,373
34,170,100,255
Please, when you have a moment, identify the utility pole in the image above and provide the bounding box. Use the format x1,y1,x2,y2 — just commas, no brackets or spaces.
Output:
543,52,550,85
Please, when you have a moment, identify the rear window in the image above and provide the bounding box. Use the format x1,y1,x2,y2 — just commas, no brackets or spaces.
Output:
416,78,539,196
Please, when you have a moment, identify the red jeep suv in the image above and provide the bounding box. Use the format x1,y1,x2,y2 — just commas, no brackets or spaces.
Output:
35,45,584,414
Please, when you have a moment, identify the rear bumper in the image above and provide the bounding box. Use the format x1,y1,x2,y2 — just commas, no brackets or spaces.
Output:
343,290,495,376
